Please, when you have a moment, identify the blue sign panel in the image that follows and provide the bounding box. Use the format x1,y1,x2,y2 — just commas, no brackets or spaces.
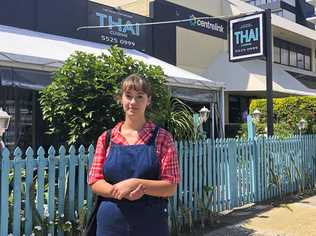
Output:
229,13,265,62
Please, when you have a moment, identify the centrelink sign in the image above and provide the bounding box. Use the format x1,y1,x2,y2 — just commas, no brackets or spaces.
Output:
229,13,265,62
189,14,225,37
175,5,227,39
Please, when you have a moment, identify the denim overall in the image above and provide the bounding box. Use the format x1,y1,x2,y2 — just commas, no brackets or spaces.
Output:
96,126,169,236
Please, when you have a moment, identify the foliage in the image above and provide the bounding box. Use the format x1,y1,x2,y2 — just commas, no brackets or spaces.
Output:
165,97,195,140
248,96,316,137
28,173,84,235
265,145,316,201
170,199,193,236
238,122,293,139
196,186,217,229
170,186,219,236
268,160,283,198
40,46,172,145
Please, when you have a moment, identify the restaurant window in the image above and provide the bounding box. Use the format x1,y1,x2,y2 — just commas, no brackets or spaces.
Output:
274,46,281,63
305,55,311,70
0,67,53,152
280,48,289,65
247,0,278,5
0,87,34,151
274,37,311,71
297,52,304,69
17,89,34,151
289,50,297,66
228,96,249,124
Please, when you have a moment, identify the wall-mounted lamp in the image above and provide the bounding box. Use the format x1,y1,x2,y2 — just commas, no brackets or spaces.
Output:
199,106,210,123
193,106,210,139
297,118,307,136
252,108,262,122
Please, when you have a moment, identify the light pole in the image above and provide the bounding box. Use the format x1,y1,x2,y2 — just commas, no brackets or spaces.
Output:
0,107,11,151
297,118,307,136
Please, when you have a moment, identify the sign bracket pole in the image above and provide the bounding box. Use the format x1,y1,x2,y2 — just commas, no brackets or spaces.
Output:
265,9,273,136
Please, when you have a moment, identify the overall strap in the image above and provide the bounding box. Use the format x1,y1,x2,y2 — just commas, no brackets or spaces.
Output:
148,126,160,146
86,129,112,236
105,129,112,148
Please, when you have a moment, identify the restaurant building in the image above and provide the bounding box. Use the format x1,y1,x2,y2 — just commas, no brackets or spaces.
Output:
102,0,316,136
0,0,224,149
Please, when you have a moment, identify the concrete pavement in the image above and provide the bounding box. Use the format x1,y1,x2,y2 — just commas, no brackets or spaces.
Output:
204,194,316,236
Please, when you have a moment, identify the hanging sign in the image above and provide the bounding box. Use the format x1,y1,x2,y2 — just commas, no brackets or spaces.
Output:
229,13,265,62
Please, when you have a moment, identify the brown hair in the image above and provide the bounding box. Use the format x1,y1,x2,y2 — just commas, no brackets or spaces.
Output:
120,74,152,97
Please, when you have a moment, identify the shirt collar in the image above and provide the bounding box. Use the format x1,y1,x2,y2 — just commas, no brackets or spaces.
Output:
114,121,155,136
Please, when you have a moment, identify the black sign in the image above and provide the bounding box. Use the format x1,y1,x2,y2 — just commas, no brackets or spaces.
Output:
229,13,265,62
175,5,227,39
87,2,151,52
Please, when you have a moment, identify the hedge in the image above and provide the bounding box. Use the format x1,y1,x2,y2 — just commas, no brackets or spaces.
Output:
248,96,316,136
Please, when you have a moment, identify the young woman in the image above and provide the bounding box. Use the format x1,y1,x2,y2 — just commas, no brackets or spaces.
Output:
88,74,180,236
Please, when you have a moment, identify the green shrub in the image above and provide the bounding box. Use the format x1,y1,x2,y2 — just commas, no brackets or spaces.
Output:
40,46,194,145
237,96,316,138
247,96,316,137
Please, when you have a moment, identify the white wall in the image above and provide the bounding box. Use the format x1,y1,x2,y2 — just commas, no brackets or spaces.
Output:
90,0,225,17
89,0,153,16
167,0,223,16
176,27,225,77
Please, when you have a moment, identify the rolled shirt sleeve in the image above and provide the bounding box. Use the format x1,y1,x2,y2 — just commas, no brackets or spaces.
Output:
157,130,180,184
88,131,107,185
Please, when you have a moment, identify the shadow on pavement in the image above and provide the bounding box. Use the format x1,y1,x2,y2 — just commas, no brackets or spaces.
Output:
204,190,316,236
218,204,273,226
203,204,274,236
206,225,261,236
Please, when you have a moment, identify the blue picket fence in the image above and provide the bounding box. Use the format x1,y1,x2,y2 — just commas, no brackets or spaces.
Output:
0,135,316,235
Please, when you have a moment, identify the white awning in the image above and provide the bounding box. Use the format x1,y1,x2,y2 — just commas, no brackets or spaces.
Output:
207,53,316,96
0,24,223,92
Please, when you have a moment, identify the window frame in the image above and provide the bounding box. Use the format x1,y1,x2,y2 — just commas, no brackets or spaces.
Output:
273,37,311,71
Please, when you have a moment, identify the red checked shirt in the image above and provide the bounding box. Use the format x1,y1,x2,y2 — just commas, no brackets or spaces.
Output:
88,121,180,185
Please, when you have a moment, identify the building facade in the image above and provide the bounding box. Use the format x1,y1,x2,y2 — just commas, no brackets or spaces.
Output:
0,0,226,149
0,0,155,150
1,0,316,148
102,0,316,136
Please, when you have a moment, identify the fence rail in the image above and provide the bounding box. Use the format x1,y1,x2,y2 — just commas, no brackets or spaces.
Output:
0,135,316,235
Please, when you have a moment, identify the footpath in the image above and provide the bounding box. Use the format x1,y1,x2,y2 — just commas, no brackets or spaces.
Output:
204,194,316,236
